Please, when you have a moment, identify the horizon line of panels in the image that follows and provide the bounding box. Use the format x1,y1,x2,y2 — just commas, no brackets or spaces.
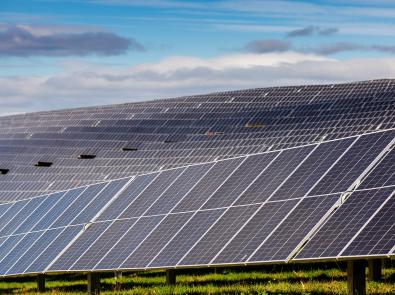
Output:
0,130,393,276
0,79,392,123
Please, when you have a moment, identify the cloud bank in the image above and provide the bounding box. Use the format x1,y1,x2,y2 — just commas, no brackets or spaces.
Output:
0,25,145,57
287,26,339,37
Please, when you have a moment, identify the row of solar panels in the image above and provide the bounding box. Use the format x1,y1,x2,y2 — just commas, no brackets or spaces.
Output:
0,80,392,124
1,81,393,201
0,129,393,276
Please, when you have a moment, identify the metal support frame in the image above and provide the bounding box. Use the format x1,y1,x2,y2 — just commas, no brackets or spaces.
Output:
368,259,382,281
166,269,176,285
37,274,45,293
347,260,366,295
87,272,101,295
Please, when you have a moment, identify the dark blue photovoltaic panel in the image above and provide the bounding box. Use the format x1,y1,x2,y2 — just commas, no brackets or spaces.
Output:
119,168,185,218
95,215,164,270
0,231,42,275
71,178,130,225
145,163,215,216
71,218,139,270
341,193,395,256
49,221,112,271
173,158,245,213
0,200,29,234
26,225,83,273
296,187,394,259
179,204,260,266
249,195,339,262
310,130,395,195
202,152,279,209
13,192,64,235
269,139,354,201
359,148,395,189
149,209,225,268
213,200,299,264
96,173,158,221
32,187,86,231
235,146,314,205
121,212,193,269
51,183,107,228
6,228,63,275
0,196,46,237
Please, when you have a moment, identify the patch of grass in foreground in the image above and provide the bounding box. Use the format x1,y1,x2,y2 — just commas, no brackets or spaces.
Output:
0,266,394,294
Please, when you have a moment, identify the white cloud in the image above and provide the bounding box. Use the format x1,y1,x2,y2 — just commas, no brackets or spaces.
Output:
1,52,395,115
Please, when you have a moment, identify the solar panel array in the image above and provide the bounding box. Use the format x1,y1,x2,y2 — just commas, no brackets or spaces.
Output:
0,79,394,201
0,79,394,277
0,128,392,276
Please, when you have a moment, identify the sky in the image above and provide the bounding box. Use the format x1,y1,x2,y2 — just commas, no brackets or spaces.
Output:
1,0,395,115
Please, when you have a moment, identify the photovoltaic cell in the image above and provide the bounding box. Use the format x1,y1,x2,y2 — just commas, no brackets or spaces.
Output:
95,216,163,270
119,168,185,218
121,212,193,269
235,146,314,206
26,225,83,273
213,200,299,264
71,218,139,270
179,204,260,266
149,209,225,268
96,173,158,221
295,187,394,259
202,152,279,209
358,148,395,189
310,131,395,195
269,139,354,201
49,221,112,271
249,195,339,262
341,192,395,256
145,163,215,216
51,183,107,228
173,158,245,213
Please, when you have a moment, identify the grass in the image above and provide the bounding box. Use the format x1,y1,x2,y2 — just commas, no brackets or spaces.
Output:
0,264,394,294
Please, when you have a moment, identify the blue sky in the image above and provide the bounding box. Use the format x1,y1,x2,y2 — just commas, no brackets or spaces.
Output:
1,0,395,115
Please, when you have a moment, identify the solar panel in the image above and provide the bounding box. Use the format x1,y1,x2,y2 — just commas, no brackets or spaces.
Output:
309,131,395,195
121,212,194,269
179,205,260,266
358,148,395,189
295,187,394,260
149,209,225,268
248,194,340,262
234,145,315,205
340,190,395,257
213,200,299,264
26,225,83,274
173,157,245,212
48,221,111,271
94,216,162,270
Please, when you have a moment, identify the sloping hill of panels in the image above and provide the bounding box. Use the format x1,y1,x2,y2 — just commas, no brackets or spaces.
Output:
0,79,394,201
0,129,393,276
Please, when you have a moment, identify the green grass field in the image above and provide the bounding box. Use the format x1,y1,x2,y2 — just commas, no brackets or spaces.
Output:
0,264,394,294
